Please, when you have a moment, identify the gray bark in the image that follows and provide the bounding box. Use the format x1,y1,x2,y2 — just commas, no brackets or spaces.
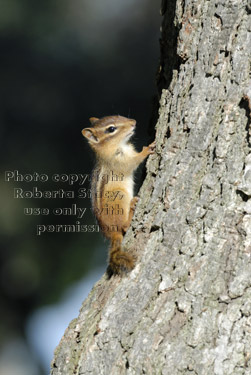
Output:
51,1,251,374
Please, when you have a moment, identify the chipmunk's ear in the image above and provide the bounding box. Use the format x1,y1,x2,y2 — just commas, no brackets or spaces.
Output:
82,128,99,143
89,117,99,125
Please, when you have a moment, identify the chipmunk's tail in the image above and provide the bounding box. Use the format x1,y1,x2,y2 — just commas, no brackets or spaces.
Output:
109,233,135,274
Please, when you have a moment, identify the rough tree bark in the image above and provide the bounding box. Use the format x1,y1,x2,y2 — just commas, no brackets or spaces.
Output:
51,1,251,374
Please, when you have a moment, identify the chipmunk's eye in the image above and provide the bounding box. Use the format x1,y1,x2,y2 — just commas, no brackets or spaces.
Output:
106,126,116,133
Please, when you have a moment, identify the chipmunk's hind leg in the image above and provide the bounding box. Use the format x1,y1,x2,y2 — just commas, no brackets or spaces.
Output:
108,232,135,275
122,196,139,234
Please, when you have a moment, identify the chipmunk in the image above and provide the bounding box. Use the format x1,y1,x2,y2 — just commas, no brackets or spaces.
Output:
82,115,155,275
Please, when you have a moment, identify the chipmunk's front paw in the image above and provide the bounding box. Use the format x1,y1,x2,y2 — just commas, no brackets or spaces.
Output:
142,140,156,157
147,140,156,154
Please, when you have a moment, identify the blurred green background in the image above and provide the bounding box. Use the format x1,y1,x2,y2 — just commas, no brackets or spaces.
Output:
0,0,160,373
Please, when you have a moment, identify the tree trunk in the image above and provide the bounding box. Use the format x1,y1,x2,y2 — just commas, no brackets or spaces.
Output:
51,1,251,374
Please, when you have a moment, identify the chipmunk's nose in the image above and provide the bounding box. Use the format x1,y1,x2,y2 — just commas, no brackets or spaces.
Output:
129,119,136,127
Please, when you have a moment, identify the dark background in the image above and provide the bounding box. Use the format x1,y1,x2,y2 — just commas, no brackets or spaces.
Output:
0,1,160,373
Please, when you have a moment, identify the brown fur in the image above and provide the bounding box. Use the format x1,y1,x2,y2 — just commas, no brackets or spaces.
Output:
82,115,155,274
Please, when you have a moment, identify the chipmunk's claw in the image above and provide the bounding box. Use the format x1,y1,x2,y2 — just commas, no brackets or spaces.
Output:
148,140,156,154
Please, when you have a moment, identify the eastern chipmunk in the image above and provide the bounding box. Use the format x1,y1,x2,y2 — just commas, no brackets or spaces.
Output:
82,115,155,274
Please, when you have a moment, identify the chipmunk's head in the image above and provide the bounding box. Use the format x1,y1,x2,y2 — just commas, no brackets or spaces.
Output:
82,115,136,154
